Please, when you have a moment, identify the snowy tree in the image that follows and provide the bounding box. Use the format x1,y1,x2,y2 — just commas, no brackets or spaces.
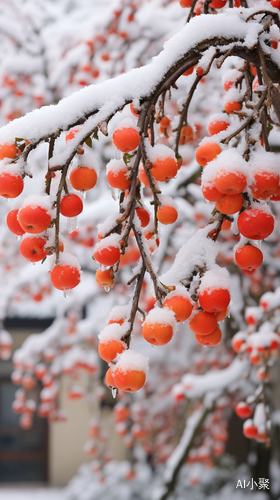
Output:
1,0,280,498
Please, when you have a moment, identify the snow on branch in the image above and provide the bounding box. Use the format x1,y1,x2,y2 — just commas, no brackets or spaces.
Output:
156,394,215,500
182,356,249,399
0,10,265,148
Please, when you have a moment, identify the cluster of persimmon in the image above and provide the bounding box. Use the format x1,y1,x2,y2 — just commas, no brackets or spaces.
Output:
232,306,279,443
98,272,230,394
179,0,242,14
0,130,102,293
10,312,99,428
69,223,95,248
235,401,269,443
95,117,180,290
232,326,279,366
142,270,230,350
98,308,147,395
111,387,188,468
197,133,277,273
83,418,113,484
11,282,52,304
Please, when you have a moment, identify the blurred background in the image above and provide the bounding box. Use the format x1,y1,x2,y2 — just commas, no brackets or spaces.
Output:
0,1,280,499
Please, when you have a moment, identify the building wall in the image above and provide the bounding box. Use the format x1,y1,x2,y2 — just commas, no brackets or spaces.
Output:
49,374,126,487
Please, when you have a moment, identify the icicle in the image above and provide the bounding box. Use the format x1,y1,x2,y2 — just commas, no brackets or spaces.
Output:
110,187,118,201
67,216,78,234
104,286,111,293
81,191,87,202
111,387,117,399
16,236,21,242
63,290,69,298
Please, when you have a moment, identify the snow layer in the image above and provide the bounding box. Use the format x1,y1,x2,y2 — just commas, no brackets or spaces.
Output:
115,349,149,375
0,12,263,155
181,357,248,398
160,225,218,286
143,307,177,330
98,323,127,342
199,266,231,293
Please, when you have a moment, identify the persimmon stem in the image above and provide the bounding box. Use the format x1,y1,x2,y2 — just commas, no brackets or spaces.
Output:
123,264,146,348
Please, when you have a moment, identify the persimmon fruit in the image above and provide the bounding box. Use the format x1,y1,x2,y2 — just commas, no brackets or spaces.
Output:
60,194,83,217
180,125,193,143
231,336,245,353
214,170,247,195
107,165,130,191
250,171,279,200
202,183,224,202
224,101,242,114
18,205,51,234
139,165,150,187
195,142,221,167
235,244,263,270
270,186,280,201
157,205,178,225
237,208,274,240
163,294,192,322
113,366,146,392
130,103,139,117
199,288,230,313
150,157,178,182
0,173,23,198
243,422,258,439
94,245,120,266
221,219,231,231
179,0,193,6
105,367,115,387
6,209,26,236
215,193,243,215
135,207,150,227
0,143,17,159
188,311,217,335
98,339,126,363
208,119,229,136
69,167,97,191
142,321,174,346
183,66,195,76
215,308,228,321
112,127,140,152
195,326,222,346
95,269,114,287
160,117,170,128
50,264,81,290
20,237,47,262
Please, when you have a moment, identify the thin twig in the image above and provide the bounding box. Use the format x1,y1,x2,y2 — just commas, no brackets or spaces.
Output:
221,91,267,145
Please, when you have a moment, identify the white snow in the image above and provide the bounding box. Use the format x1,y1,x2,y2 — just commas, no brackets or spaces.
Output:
199,266,231,293
115,348,149,375
93,233,121,252
181,357,248,398
98,323,127,342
